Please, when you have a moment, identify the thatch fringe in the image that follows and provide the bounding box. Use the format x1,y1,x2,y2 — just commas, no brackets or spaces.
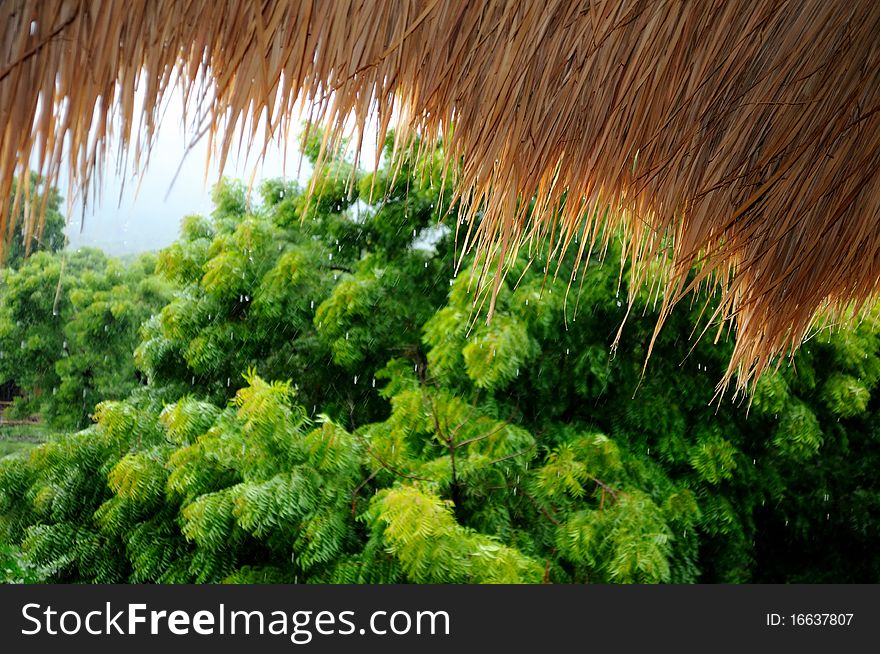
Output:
2,1,880,392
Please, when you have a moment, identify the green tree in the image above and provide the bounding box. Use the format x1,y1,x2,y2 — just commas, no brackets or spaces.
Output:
136,135,455,428
0,248,171,429
1,140,879,584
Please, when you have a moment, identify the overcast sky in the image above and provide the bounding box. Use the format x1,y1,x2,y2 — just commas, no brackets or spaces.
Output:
59,94,327,256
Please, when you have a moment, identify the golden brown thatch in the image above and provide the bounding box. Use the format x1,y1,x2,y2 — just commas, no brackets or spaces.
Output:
2,1,880,392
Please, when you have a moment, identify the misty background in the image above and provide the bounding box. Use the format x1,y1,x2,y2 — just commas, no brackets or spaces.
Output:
59,92,379,256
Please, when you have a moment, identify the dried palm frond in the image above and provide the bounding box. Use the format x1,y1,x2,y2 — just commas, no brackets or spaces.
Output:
2,0,879,392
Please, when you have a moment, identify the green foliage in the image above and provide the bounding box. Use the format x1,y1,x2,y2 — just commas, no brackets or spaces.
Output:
0,541,42,583
0,249,171,429
366,486,543,583
137,136,454,427
1,138,879,584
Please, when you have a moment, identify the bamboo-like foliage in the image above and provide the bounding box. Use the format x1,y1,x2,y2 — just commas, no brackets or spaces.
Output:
2,1,880,391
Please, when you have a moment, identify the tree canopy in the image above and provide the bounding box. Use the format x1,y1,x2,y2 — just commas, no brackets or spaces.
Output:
1,142,879,584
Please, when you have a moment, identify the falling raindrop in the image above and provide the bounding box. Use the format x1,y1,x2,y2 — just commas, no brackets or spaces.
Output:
226,378,231,387
372,377,376,387
353,375,359,385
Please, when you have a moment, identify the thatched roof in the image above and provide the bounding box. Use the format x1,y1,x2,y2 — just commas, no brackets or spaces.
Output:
3,1,880,392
